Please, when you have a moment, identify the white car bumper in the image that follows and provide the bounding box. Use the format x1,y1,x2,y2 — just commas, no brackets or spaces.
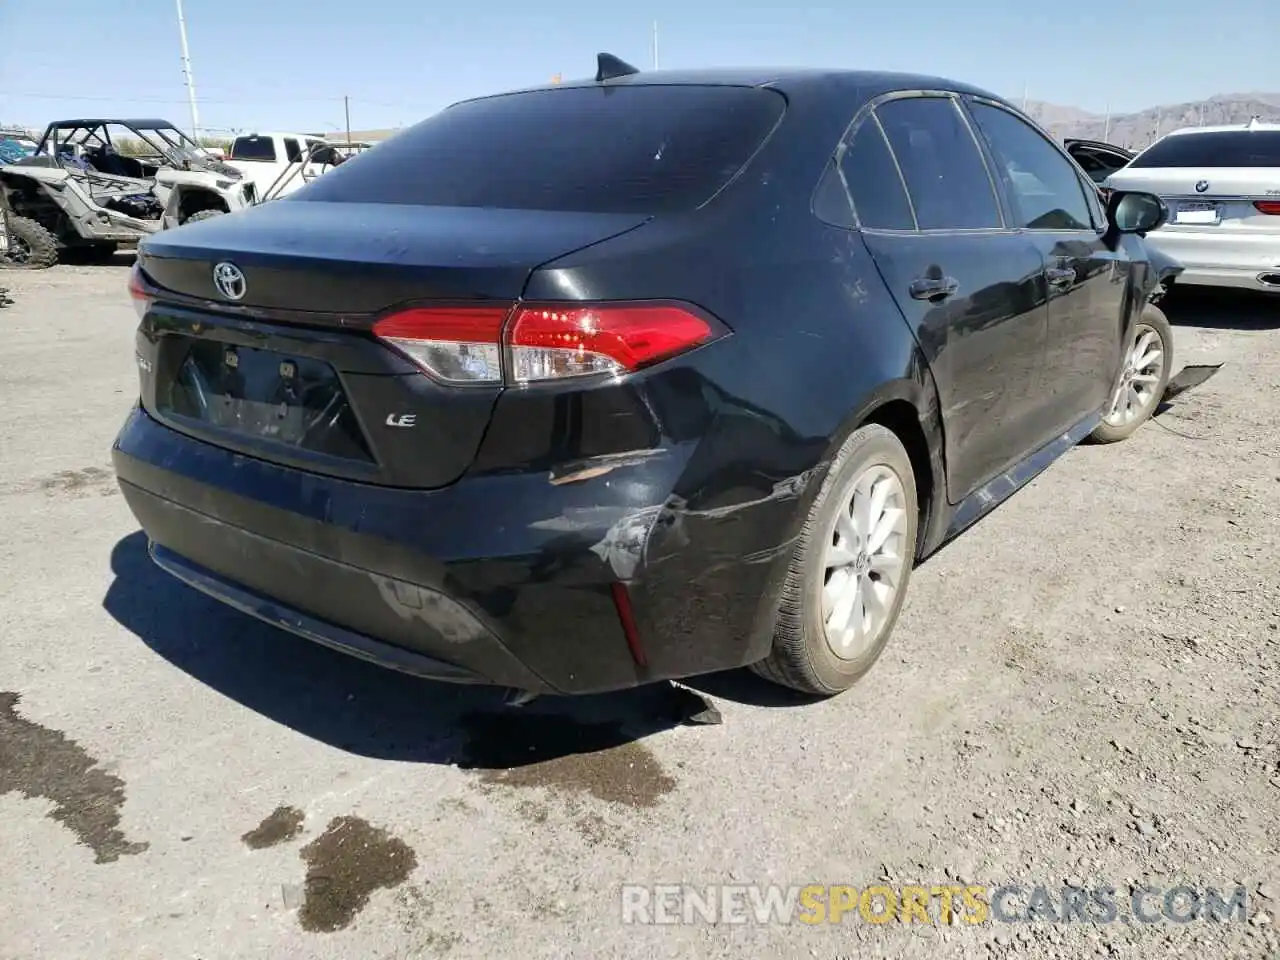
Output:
1143,229,1280,293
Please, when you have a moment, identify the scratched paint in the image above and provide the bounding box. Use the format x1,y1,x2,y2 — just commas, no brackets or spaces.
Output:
372,575,486,642
587,466,824,581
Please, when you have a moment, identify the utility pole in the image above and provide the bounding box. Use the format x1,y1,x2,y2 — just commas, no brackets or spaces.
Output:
174,0,200,140
344,95,352,147
652,20,659,70
1103,102,1111,142
1021,80,1028,113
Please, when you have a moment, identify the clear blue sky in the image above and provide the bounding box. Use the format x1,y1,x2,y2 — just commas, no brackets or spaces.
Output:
1,0,1273,135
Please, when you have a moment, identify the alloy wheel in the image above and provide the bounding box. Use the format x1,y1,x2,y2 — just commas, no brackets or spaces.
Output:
820,464,909,660
1104,323,1164,427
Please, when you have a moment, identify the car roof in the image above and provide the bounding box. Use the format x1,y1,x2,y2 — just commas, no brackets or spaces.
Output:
1161,117,1280,137
234,132,330,140
455,66,1005,106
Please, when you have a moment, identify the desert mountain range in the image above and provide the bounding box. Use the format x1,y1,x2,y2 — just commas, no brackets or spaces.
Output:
1024,92,1280,149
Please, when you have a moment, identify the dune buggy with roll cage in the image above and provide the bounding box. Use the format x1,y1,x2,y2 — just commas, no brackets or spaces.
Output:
0,118,225,267
0,119,338,265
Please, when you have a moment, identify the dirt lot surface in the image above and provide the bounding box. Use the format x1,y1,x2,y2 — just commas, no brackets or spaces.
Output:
0,261,1277,960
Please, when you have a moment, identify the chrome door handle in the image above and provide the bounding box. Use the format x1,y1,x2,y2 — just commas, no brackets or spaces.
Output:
909,275,959,300
1047,266,1076,287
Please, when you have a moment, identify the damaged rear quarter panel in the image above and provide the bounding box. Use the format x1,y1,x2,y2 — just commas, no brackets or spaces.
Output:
510,158,939,680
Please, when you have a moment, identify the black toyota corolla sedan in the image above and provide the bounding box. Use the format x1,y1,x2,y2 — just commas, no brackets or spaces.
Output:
113,56,1174,698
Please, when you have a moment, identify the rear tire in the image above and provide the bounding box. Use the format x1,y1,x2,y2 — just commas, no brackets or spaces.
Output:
184,209,226,224
752,423,919,696
1088,304,1173,444
0,215,58,269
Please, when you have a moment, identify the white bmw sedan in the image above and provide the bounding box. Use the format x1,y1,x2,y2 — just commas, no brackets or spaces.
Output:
1104,118,1280,294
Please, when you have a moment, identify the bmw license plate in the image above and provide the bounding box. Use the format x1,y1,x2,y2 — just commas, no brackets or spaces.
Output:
1174,201,1220,225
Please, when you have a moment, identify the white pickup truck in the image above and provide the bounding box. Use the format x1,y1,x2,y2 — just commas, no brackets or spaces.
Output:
156,131,341,228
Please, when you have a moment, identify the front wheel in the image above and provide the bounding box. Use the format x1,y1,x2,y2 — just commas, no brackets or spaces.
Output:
1088,304,1173,444
0,215,58,269
752,423,919,696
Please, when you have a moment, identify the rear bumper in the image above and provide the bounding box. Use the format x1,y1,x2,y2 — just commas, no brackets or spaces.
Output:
1144,229,1280,293
112,405,797,694
146,540,495,685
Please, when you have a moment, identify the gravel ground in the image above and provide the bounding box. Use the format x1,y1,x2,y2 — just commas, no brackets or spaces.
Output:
0,261,1277,960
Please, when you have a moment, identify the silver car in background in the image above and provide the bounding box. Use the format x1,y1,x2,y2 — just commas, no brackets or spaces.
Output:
1104,117,1280,294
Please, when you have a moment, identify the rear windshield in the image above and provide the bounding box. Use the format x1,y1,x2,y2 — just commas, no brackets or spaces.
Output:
1130,130,1280,168
229,136,277,161
291,85,786,214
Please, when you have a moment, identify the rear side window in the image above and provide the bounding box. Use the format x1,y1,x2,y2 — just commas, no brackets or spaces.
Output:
292,85,785,214
840,119,915,230
1130,131,1280,167
230,136,276,161
874,96,1001,230
284,138,302,162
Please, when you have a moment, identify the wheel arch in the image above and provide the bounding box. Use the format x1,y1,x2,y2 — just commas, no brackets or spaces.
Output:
812,368,948,561
176,186,231,220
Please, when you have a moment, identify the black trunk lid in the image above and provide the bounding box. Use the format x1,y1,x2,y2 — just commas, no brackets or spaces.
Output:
138,199,649,311
134,200,649,488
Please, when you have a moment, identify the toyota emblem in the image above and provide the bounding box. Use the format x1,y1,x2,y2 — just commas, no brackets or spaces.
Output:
212,261,246,301
1195,180,1210,194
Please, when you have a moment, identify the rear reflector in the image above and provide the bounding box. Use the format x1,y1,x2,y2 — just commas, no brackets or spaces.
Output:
128,262,153,321
1254,201,1280,215
372,301,720,385
609,582,648,667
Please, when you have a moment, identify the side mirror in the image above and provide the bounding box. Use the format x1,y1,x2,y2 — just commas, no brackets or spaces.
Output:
1107,191,1167,236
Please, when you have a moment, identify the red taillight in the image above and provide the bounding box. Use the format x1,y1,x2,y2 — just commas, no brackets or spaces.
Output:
372,301,719,385
1254,200,1280,215
506,302,715,383
128,262,152,321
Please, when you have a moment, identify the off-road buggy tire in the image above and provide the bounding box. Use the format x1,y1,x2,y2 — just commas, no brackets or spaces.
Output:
185,209,227,224
751,423,919,697
1087,304,1174,444
1,216,58,269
